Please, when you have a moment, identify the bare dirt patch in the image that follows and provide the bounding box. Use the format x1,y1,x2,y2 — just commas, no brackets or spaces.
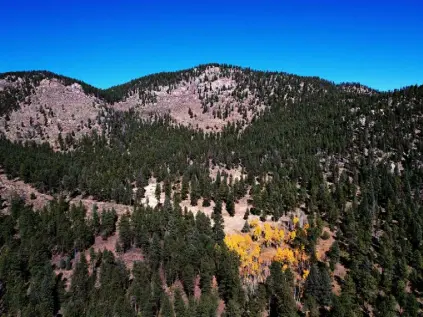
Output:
315,227,335,261
0,171,53,210
333,263,348,295
209,165,245,182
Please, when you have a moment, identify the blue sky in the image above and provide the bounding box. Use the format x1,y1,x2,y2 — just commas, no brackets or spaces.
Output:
1,0,422,91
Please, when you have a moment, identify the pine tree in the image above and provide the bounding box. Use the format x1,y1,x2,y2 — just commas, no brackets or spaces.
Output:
374,294,396,317
226,191,235,217
181,174,189,200
161,293,175,317
66,253,90,316
212,210,225,243
304,263,332,307
182,264,195,296
223,299,242,317
190,176,200,206
164,178,172,198
243,208,250,220
266,262,297,317
241,220,250,233
149,233,162,270
91,204,100,235
214,199,222,214
174,288,186,317
118,212,132,252
328,240,340,271
155,183,161,203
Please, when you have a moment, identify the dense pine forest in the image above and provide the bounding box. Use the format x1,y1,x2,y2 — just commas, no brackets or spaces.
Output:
0,65,422,316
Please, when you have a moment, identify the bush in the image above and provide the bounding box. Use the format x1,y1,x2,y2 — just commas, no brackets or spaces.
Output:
65,257,72,270
250,207,261,216
101,230,108,241
30,192,36,200
321,231,331,240
59,258,66,269
202,198,211,207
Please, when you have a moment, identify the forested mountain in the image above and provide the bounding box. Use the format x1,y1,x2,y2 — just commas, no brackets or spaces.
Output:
0,64,343,146
0,64,422,316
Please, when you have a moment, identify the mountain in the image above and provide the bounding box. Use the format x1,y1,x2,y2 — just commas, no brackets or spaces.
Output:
0,64,423,316
1,64,345,146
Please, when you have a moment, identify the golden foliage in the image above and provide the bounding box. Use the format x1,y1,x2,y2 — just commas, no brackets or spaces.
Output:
273,228,285,245
263,223,273,246
249,219,259,228
224,234,261,276
274,247,296,265
262,223,285,246
252,225,262,241
225,219,310,281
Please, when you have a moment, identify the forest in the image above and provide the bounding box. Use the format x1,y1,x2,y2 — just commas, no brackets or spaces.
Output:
0,65,422,316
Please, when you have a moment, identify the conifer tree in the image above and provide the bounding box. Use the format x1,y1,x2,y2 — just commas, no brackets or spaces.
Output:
118,212,132,252
174,288,186,317
266,262,297,317
241,220,250,233
155,183,161,202
212,210,225,243
161,293,175,317
181,174,189,200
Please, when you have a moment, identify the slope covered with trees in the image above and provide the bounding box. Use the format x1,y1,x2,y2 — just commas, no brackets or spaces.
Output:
0,65,422,316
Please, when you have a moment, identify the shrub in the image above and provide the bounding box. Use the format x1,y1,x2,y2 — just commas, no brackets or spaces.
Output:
321,231,331,240
250,207,261,216
59,258,66,269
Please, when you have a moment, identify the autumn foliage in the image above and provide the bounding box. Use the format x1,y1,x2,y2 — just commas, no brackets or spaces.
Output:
225,217,310,285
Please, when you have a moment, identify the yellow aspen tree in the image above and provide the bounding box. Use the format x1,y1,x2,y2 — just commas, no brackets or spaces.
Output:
249,218,259,228
263,223,273,246
252,225,262,241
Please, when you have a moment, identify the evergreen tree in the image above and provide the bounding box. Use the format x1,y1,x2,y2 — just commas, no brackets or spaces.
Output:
174,288,186,317
304,263,332,307
66,253,90,316
161,293,175,317
212,211,225,244
328,240,340,270
241,220,250,233
266,262,297,317
226,191,235,217
118,212,132,252
155,183,161,203
181,174,189,200
91,204,100,235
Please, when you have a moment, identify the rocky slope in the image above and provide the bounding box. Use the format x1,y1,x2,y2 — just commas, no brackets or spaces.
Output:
0,64,338,146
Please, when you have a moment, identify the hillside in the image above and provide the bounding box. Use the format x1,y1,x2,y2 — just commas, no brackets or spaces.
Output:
0,64,423,316
0,64,340,147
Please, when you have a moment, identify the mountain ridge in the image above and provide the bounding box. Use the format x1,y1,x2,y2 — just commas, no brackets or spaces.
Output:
1,63,421,149
1,63,386,96
0,64,350,146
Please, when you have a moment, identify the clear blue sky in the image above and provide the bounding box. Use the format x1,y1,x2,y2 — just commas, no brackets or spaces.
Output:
2,0,422,91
